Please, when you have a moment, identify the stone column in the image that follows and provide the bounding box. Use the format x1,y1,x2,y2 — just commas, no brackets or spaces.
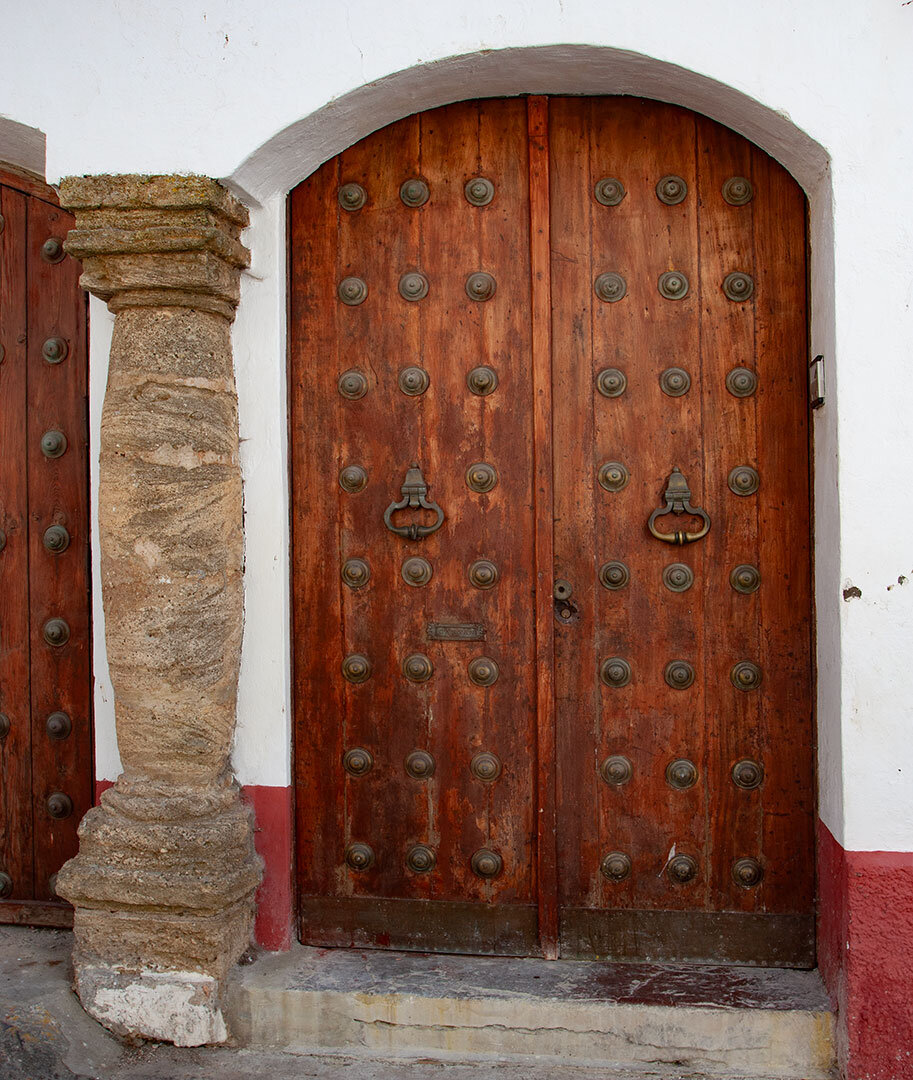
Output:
55,176,262,1046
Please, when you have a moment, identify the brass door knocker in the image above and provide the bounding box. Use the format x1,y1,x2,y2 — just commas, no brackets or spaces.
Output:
647,467,711,545
384,463,445,540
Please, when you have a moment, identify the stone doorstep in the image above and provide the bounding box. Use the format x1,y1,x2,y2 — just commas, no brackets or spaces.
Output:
227,946,836,1080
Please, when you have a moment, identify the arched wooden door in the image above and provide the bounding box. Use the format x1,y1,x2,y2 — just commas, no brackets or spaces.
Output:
289,97,814,965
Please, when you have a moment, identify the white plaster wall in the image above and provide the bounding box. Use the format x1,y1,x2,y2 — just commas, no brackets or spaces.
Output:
3,0,911,851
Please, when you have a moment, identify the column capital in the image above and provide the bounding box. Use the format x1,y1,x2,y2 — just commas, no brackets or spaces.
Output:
60,174,250,319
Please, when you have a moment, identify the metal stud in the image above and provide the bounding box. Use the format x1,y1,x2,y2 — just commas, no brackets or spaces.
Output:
400,179,429,207
732,759,764,790
662,563,693,593
596,368,626,398
731,660,763,691
342,748,374,777
722,176,754,206
600,851,632,882
471,848,503,878
339,465,368,495
470,751,502,782
594,272,627,303
723,272,755,302
468,656,499,687
337,369,368,399
405,750,435,780
658,271,689,300
338,183,367,211
726,367,758,397
730,564,761,594
401,556,432,587
403,653,433,683
467,366,498,396
0,871,11,898
399,272,429,302
398,366,430,395
46,792,73,819
599,754,633,786
666,758,698,789
41,237,65,263
656,175,688,205
600,657,632,688
338,277,368,306
466,462,498,494
664,661,695,690
465,177,494,206
594,177,626,206
45,712,72,740
468,559,499,590
599,561,630,590
554,579,573,601
659,367,691,397
43,618,69,647
406,844,436,873
41,525,69,555
342,653,372,684
728,465,760,497
732,856,764,888
667,853,698,883
341,558,371,589
42,337,69,365
345,842,374,871
40,430,67,459
465,272,496,302
0,714,9,739
597,461,629,493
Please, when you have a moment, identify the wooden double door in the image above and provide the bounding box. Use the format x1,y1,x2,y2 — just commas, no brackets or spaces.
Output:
290,97,814,965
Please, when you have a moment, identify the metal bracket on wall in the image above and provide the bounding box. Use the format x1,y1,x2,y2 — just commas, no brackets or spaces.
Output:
809,354,825,409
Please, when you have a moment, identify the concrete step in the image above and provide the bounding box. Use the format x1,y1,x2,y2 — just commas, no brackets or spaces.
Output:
228,946,836,1079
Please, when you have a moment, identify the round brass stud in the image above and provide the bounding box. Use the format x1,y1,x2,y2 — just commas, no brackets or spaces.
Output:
399,272,429,302
732,856,764,888
337,369,368,399
404,750,435,780
343,748,374,777
0,871,11,898
339,465,368,494
468,559,499,590
401,556,432,587
466,462,498,494
663,563,693,593
400,179,429,208
594,177,626,206
728,465,760,497
0,714,9,739
599,561,630,590
722,176,754,206
600,657,632,688
596,368,627,398
345,842,374,871
398,366,430,395
658,271,689,300
45,712,72,740
597,461,629,493
406,844,436,873
730,564,761,594
40,430,67,459
338,276,368,306
43,525,70,553
723,272,755,302
594,272,627,303
465,272,496,302
342,653,372,684
599,754,633,786
470,848,503,878
46,792,72,819
465,177,494,206
43,618,70,647
732,759,764,790
341,558,371,589
731,660,762,692
667,853,698,884
467,366,498,396
41,237,65,263
659,367,691,397
656,175,688,205
403,653,433,683
468,657,500,687
470,751,502,782
666,758,698,789
338,183,367,211
42,337,68,365
726,367,758,398
665,660,695,690
600,851,632,882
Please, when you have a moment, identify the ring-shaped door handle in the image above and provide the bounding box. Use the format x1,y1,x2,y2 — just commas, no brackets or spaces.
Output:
384,463,445,541
648,466,711,546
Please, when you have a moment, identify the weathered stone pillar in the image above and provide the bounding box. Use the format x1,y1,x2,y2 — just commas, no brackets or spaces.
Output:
55,176,261,1045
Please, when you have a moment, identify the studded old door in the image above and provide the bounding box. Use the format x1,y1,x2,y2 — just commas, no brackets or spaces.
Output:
290,97,814,965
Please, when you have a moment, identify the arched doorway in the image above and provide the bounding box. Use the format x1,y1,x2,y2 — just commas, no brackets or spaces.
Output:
288,96,813,965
